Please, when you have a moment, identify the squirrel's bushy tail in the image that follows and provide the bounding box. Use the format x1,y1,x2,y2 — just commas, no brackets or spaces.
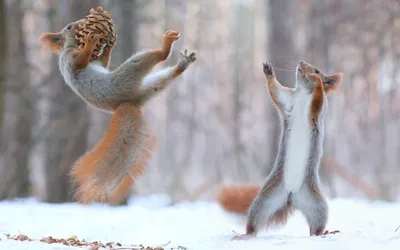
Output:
70,103,156,205
217,184,294,227
216,184,260,214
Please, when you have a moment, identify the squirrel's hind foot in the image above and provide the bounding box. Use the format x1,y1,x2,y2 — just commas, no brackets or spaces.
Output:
312,229,341,237
231,233,255,241
323,229,341,235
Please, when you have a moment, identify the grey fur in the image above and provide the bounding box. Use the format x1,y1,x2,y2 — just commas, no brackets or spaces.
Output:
58,39,196,112
246,62,335,236
247,119,290,233
294,94,329,235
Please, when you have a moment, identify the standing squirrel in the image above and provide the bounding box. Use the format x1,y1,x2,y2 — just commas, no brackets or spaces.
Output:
40,20,197,205
217,62,342,238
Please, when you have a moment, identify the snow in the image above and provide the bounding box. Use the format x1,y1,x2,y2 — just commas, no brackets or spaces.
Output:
0,196,400,250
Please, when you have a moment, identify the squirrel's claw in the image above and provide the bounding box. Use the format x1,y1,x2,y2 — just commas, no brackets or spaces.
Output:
180,49,187,57
323,230,341,235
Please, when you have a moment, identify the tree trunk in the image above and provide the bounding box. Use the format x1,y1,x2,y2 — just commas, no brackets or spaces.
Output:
305,0,337,193
265,0,297,175
231,1,254,181
0,0,5,151
0,0,32,199
111,0,137,65
164,0,189,194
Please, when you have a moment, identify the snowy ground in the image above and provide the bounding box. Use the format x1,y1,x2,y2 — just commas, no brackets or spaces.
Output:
0,195,399,250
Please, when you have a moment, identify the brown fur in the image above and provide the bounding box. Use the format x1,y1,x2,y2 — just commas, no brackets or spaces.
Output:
217,184,295,229
322,73,343,95
308,181,325,204
309,74,325,130
70,104,156,205
216,184,260,214
267,204,295,228
72,35,98,71
159,31,180,60
259,169,282,198
259,170,295,228
263,63,292,121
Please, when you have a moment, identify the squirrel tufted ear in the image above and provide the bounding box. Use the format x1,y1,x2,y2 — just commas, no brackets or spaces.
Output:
323,72,343,95
39,32,63,54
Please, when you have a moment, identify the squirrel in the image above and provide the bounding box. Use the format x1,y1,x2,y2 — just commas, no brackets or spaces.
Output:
217,62,343,239
39,20,197,205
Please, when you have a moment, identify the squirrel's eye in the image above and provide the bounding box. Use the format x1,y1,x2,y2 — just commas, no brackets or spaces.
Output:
67,25,72,30
314,69,320,74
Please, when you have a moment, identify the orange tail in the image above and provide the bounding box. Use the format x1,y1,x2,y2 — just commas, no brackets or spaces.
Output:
216,184,261,214
70,103,156,205
217,184,295,228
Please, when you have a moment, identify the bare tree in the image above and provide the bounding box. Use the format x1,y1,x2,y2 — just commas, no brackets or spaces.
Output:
163,0,189,194
304,0,338,195
231,1,255,181
111,0,137,65
0,0,5,151
0,0,32,199
264,0,298,174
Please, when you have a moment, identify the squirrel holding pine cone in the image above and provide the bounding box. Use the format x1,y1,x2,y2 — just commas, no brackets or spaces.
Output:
40,6,197,205
75,6,117,60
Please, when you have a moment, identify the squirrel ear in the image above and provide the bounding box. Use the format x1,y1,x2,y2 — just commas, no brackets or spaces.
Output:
324,72,343,95
39,32,63,54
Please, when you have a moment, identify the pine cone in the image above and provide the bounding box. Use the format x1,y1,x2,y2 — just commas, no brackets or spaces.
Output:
75,6,117,60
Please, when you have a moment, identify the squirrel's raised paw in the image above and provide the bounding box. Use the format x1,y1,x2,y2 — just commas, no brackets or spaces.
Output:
176,49,196,73
263,62,275,78
162,30,180,46
180,49,197,62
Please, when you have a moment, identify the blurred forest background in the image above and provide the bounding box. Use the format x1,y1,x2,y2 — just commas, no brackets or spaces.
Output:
0,0,399,204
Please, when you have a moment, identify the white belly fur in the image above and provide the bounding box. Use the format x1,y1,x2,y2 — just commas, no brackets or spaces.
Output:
284,90,312,192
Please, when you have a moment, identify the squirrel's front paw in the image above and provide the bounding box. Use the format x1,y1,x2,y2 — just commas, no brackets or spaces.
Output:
83,33,101,47
162,30,180,47
180,49,196,62
176,49,196,72
263,62,275,79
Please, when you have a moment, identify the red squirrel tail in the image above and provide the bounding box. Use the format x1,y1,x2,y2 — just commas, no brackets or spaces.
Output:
216,184,261,214
216,184,294,228
70,103,156,205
